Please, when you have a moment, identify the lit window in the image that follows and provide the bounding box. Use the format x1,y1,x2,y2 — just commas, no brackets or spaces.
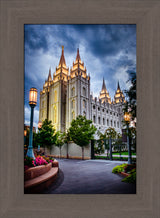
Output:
72,111,75,120
54,106,57,123
71,87,75,96
54,91,57,102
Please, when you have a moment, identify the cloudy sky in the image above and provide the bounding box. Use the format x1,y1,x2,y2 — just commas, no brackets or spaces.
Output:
24,24,136,129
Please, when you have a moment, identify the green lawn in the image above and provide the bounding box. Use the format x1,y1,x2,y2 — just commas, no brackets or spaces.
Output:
94,155,136,161
112,152,136,156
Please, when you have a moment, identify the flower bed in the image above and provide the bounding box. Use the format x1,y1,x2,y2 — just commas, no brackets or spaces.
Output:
24,155,55,171
24,162,52,181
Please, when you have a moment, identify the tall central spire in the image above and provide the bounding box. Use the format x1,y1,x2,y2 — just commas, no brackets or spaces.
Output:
102,77,107,91
59,45,66,66
76,48,81,62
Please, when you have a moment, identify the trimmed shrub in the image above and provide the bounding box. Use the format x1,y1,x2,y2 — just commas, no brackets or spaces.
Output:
122,169,136,184
112,164,127,174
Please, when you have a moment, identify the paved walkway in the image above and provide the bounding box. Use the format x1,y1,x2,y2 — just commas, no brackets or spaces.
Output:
43,159,136,194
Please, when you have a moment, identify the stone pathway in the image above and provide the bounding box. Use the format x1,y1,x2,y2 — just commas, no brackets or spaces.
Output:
43,159,136,194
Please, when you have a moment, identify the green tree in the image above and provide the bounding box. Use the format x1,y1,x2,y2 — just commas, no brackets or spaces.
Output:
125,72,136,121
37,119,56,154
55,131,66,158
69,115,97,160
105,127,117,139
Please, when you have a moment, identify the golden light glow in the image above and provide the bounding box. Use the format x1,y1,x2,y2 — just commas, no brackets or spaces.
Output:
124,112,131,122
38,121,42,129
54,106,57,123
24,130,27,137
54,91,57,102
29,88,37,105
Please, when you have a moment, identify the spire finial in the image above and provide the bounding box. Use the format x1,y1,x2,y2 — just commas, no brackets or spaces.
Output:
102,77,107,91
59,45,66,66
76,48,81,61
117,80,120,90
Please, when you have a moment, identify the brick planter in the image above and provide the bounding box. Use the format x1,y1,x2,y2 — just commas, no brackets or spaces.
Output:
120,172,130,177
52,159,59,167
24,163,52,181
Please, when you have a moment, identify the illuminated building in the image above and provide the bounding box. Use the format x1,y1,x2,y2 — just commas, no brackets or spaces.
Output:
39,46,125,136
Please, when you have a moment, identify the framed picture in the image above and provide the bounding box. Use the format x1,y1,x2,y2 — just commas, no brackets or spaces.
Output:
1,0,160,217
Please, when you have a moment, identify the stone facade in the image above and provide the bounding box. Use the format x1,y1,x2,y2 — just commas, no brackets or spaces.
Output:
39,46,126,137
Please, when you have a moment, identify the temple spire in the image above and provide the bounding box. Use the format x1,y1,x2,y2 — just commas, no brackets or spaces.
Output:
76,48,81,61
59,45,66,66
102,77,107,91
48,67,52,81
117,80,120,90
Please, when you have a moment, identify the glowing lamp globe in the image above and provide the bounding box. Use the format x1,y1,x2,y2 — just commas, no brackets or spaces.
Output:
124,112,131,123
38,121,42,129
29,88,37,106
24,129,27,137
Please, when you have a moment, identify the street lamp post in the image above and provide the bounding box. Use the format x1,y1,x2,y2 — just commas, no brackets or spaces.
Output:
26,88,37,159
24,129,27,145
124,112,132,164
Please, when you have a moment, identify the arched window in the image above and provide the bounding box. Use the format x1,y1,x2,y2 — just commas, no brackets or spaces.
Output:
71,100,75,109
93,115,96,123
54,91,57,102
71,87,75,96
83,99,86,108
98,107,100,111
54,106,57,123
107,119,109,126
111,120,112,126
83,87,86,96
42,101,44,107
114,121,116,127
117,121,119,128
98,117,101,124
72,111,75,120
103,118,105,125
93,105,95,109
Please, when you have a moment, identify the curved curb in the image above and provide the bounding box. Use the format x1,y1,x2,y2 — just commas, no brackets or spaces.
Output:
24,160,59,194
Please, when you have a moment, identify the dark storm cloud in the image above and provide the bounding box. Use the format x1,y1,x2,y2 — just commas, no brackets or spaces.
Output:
24,25,78,55
24,24,136,129
25,25,49,52
68,24,136,60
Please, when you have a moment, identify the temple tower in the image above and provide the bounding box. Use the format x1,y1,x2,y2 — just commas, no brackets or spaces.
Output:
99,78,111,104
113,81,125,104
66,48,90,129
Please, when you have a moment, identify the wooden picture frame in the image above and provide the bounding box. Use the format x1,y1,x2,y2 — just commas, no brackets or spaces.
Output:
0,0,160,217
